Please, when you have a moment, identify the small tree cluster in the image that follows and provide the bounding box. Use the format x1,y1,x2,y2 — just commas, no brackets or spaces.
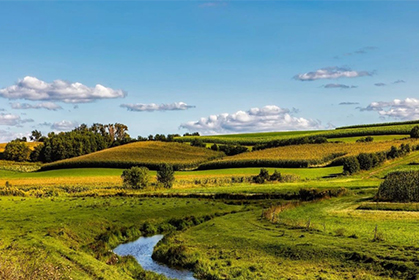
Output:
3,140,31,162
190,138,206,148
253,169,282,184
344,144,413,175
211,144,248,156
356,136,374,143
410,126,419,139
121,166,150,189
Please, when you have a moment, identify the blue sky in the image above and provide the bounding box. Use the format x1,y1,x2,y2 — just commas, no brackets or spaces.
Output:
0,1,418,140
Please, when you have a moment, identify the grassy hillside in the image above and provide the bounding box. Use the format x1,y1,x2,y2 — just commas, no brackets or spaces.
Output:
176,123,418,145
199,139,419,169
40,141,224,171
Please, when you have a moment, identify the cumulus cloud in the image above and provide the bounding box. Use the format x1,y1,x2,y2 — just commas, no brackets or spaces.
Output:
0,113,33,126
0,130,29,142
10,102,63,111
323,84,357,89
38,122,52,126
339,102,360,105
294,67,373,81
180,105,322,134
51,120,79,131
0,76,126,103
374,83,386,87
359,98,419,120
120,102,195,112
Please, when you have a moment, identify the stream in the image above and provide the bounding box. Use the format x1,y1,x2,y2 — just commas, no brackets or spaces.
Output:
113,235,197,280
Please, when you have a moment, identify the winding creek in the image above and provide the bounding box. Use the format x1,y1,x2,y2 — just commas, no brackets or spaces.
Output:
113,235,197,280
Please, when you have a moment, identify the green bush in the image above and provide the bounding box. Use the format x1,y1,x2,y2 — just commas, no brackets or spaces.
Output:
357,153,374,170
157,163,175,188
121,166,150,189
343,156,360,174
377,171,419,202
410,125,419,138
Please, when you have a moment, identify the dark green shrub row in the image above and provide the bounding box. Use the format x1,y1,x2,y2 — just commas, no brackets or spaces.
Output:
212,144,248,156
342,144,414,174
252,136,328,151
336,120,419,130
377,171,419,202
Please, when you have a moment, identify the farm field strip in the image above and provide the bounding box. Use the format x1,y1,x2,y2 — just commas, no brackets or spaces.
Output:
0,166,343,187
201,139,419,169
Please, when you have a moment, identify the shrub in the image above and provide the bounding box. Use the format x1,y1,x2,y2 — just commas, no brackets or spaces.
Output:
357,153,374,170
253,168,270,183
269,170,282,181
410,125,419,138
157,163,175,188
343,156,360,174
377,171,419,202
190,138,206,148
121,166,150,189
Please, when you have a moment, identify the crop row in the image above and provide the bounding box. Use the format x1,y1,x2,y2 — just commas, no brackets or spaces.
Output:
175,124,417,145
40,141,223,171
199,139,419,169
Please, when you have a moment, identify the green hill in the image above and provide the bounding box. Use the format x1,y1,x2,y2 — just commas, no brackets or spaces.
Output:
40,141,223,171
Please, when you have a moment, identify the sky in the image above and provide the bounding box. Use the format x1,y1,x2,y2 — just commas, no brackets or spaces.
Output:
1,1,419,141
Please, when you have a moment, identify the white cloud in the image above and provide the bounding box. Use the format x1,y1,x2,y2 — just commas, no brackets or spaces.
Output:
11,102,63,111
0,76,126,103
51,120,79,131
180,105,322,134
323,84,357,89
0,113,33,126
393,80,406,84
0,130,29,142
359,98,419,120
120,102,195,112
294,67,373,81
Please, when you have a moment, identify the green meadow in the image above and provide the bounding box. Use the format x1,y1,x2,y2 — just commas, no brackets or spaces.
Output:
2,124,419,279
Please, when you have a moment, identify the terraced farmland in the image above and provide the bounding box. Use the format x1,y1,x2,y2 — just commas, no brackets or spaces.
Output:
175,123,418,145
41,141,224,171
199,139,419,169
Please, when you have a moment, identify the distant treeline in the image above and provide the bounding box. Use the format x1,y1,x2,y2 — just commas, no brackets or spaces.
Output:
336,120,419,130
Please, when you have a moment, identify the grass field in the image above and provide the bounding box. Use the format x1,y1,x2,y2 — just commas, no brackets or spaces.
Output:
0,166,343,189
158,193,419,279
4,124,419,279
331,134,407,143
41,141,224,171
0,196,243,279
175,123,418,145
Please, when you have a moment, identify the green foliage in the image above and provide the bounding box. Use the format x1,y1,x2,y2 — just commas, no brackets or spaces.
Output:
218,144,248,156
411,126,419,138
356,136,374,143
157,163,175,188
357,153,374,170
270,170,282,181
377,171,419,202
190,138,206,148
121,166,150,189
343,157,360,174
4,140,31,162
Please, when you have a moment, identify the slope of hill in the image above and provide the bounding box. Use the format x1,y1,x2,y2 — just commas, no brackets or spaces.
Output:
40,141,224,171
175,123,418,145
198,139,419,169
